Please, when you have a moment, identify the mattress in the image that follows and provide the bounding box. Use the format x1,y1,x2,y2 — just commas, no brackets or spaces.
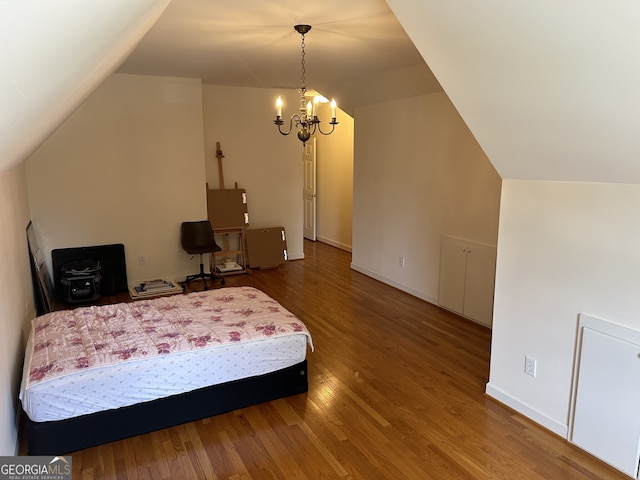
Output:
20,286,313,423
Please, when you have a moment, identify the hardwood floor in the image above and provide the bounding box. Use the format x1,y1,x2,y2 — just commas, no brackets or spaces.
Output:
65,240,625,479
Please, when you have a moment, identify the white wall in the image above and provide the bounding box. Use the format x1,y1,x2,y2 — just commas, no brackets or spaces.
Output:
26,74,207,286
202,85,306,260
0,164,33,455
352,91,501,303
27,78,316,288
487,180,640,437
316,102,354,251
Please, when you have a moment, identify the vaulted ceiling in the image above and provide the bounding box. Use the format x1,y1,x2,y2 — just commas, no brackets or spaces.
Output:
2,0,640,184
386,0,640,184
115,0,442,113
0,0,440,173
0,0,171,173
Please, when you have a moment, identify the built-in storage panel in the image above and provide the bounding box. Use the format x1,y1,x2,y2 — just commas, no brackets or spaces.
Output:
570,314,640,478
438,236,496,327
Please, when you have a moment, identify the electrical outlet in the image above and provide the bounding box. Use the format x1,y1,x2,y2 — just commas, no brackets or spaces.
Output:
399,256,405,268
524,356,537,377
138,255,146,265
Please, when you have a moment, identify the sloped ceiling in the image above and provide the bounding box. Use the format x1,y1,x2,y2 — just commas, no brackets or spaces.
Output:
386,0,640,183
4,0,637,184
0,0,170,174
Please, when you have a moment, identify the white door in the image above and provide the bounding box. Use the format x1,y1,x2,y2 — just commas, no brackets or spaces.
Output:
303,138,317,241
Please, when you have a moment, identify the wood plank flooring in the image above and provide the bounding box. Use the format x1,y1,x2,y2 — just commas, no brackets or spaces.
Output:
64,240,625,479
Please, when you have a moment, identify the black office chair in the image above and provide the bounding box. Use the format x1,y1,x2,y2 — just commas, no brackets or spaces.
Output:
181,220,222,290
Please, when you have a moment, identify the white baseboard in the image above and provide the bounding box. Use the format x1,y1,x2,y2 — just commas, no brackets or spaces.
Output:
287,250,304,261
485,382,568,438
316,236,352,253
349,263,439,306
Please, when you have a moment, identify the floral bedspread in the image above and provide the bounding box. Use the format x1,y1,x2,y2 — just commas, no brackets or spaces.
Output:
26,286,313,388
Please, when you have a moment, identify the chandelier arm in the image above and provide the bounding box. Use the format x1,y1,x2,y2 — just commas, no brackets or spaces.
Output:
316,119,340,136
274,114,301,136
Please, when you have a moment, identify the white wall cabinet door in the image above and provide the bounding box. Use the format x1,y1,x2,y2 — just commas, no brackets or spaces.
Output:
439,236,496,327
438,238,467,315
570,318,640,478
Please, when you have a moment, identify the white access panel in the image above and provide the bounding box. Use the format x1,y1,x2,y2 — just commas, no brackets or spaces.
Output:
570,323,640,478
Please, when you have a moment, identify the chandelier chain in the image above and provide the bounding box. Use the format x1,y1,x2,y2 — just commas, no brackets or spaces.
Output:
300,33,306,92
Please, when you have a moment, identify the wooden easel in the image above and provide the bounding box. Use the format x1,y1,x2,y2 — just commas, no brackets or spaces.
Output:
208,142,248,279
216,141,225,189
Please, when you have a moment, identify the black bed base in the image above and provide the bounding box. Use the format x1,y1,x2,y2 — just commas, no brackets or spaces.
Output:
25,360,308,455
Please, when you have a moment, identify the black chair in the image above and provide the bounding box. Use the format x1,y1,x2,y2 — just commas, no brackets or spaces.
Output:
181,221,222,290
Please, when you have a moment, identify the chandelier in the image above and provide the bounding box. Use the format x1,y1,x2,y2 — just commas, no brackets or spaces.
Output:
274,25,338,145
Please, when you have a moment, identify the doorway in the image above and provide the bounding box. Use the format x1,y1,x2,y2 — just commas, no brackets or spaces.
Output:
303,138,317,241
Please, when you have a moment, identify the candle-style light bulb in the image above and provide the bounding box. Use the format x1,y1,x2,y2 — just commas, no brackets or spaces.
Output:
276,97,282,117
306,101,312,117
330,99,337,118
312,97,319,117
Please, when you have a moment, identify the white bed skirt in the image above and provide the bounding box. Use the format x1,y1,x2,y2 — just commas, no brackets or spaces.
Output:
21,332,308,422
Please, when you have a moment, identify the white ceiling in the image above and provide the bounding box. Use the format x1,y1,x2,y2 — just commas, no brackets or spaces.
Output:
4,0,639,184
116,0,441,113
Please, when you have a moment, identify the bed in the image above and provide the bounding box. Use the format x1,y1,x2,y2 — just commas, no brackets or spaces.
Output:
20,286,313,455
